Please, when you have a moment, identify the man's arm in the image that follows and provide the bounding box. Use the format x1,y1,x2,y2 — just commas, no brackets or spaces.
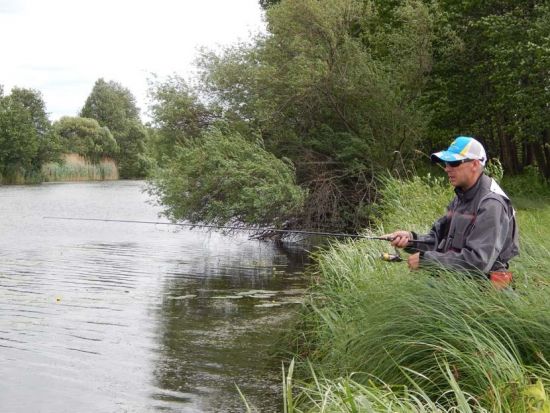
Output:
403,213,449,253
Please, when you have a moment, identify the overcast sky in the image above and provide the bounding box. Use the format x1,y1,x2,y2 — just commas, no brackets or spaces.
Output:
0,0,265,120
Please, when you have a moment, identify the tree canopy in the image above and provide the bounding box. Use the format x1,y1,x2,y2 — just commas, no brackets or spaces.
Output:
138,0,550,230
81,78,149,178
0,87,58,182
147,75,215,163
149,128,305,228
150,0,436,230
53,116,118,163
425,1,550,178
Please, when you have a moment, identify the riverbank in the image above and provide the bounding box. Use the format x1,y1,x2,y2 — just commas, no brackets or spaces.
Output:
41,153,119,182
282,175,550,412
0,154,119,184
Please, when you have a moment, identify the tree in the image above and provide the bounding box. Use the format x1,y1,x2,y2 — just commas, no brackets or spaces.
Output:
80,78,140,134
149,128,305,228
147,75,215,162
81,78,148,177
9,87,60,167
196,0,435,230
53,116,118,163
116,120,152,178
0,93,40,180
424,1,550,178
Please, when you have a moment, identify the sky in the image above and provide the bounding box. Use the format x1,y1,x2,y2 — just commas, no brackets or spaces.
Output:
0,0,266,120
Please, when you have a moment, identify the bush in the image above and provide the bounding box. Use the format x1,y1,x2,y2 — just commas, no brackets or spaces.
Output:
148,128,306,227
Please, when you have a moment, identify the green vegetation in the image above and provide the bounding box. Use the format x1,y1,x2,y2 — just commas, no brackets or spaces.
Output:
0,78,150,183
80,78,151,178
193,0,433,230
42,154,118,182
149,128,305,227
277,175,550,412
0,87,60,183
147,75,213,164
147,0,550,231
53,117,118,163
425,1,550,178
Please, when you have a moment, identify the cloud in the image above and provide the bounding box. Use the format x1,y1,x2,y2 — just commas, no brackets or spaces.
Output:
0,0,265,120
0,0,25,14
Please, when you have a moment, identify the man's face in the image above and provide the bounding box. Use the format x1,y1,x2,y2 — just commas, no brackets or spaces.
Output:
444,159,480,190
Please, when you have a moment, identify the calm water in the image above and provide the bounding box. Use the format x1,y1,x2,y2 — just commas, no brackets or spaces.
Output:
0,181,309,412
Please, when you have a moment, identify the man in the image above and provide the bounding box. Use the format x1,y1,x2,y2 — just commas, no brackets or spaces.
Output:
386,136,519,279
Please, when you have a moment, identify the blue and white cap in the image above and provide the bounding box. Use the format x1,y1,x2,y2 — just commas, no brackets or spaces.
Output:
431,136,487,166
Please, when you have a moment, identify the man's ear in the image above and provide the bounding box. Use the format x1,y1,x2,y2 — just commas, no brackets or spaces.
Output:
473,159,483,173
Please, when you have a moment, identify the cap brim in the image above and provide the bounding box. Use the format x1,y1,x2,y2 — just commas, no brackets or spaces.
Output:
431,150,467,163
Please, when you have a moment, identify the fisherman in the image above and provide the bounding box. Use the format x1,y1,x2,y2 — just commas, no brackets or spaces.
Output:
385,136,519,284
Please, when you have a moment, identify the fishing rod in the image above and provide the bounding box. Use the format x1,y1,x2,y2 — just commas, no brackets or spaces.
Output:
43,216,432,262
43,216,431,243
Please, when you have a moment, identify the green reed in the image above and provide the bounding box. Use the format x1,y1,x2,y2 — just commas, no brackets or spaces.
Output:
284,175,550,412
41,154,118,182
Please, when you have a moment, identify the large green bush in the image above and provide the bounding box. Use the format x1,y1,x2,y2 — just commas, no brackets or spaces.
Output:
149,128,306,228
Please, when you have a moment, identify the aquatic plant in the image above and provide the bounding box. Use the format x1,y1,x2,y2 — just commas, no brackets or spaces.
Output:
41,153,119,182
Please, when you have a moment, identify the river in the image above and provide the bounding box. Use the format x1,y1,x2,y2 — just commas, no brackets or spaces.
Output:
0,181,309,412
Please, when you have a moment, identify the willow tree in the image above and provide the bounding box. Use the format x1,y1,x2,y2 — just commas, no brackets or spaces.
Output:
53,117,118,163
147,75,215,163
193,0,436,230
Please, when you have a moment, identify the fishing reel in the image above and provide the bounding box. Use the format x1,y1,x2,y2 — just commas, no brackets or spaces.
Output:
381,247,403,262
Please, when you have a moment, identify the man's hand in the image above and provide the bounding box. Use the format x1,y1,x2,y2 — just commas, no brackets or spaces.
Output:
383,230,413,248
408,252,420,270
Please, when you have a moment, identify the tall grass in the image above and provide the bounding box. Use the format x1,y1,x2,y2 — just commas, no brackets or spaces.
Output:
0,167,44,184
283,174,550,412
41,153,119,182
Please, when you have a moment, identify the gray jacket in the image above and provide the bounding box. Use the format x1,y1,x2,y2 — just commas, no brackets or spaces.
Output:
406,174,519,274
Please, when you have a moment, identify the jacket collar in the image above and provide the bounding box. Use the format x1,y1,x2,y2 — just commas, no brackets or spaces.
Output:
455,173,488,202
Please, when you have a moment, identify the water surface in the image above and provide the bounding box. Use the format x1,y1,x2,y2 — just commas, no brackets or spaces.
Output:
0,181,308,412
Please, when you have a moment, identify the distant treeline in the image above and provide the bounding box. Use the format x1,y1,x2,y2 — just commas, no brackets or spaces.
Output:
0,79,150,183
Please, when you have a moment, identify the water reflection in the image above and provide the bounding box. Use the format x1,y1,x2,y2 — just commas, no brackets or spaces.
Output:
0,181,309,412
151,244,308,412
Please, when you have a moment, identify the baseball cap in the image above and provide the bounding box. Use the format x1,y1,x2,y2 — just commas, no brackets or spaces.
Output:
431,136,487,166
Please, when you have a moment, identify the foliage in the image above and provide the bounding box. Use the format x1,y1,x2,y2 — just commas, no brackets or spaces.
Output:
115,120,153,178
42,154,118,182
0,89,40,182
502,166,550,201
0,86,60,183
259,0,279,10
147,75,215,163
149,128,306,227
81,78,149,178
195,0,436,230
285,175,550,412
485,158,504,183
9,87,61,168
80,78,140,134
424,1,550,178
53,116,118,163
372,173,453,234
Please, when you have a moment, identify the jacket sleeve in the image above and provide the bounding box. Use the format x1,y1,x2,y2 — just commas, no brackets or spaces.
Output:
404,212,449,254
420,197,511,273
